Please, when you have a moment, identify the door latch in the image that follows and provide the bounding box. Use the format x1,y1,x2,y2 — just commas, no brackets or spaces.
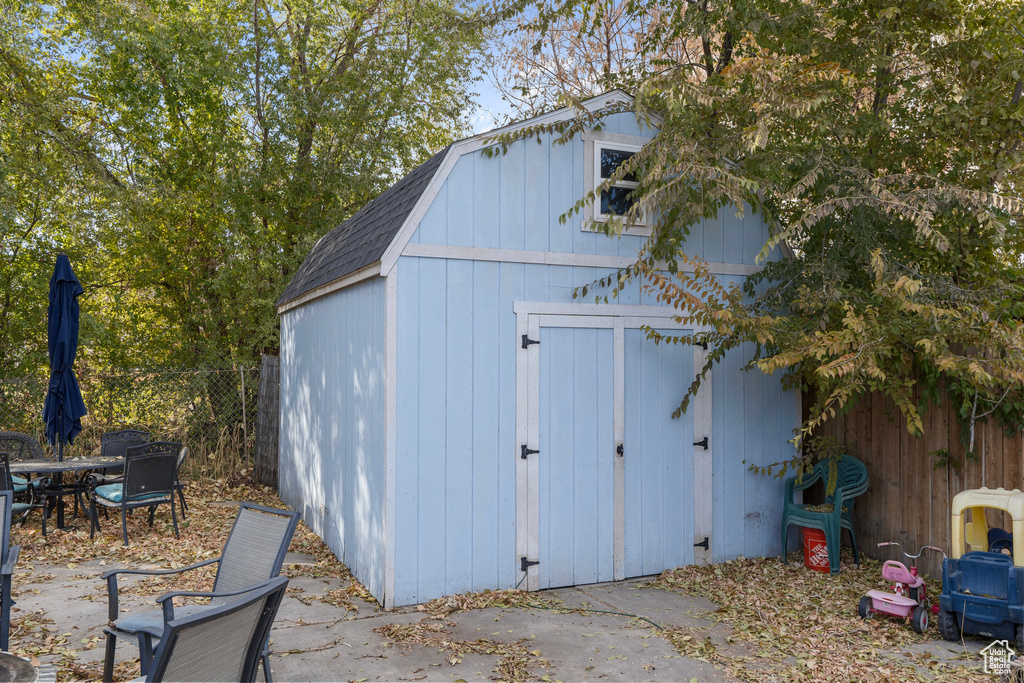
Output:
616,444,624,457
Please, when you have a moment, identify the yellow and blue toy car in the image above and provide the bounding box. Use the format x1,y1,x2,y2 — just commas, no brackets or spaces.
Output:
938,487,1024,646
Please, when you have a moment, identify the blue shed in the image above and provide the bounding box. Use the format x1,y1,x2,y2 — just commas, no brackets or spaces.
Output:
276,91,800,609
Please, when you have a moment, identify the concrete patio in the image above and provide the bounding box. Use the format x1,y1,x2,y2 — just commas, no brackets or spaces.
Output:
8,554,990,682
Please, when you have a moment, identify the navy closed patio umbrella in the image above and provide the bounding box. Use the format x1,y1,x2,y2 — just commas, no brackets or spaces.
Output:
42,254,87,460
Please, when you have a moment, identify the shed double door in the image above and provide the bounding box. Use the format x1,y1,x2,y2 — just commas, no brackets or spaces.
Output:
516,313,713,591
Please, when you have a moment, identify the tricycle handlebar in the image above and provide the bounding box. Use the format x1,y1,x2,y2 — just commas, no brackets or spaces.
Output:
876,542,947,559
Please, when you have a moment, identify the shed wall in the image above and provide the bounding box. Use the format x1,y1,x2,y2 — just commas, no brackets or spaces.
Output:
279,277,386,598
390,111,797,605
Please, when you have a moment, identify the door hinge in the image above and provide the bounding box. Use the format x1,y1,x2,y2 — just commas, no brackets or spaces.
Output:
697,341,708,350
521,334,540,349
616,444,624,457
520,557,540,572
521,445,539,460
694,537,709,551
693,436,708,450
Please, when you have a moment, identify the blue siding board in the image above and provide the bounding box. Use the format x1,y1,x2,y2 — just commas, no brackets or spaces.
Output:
549,137,575,254
395,258,421,605
742,351,766,556
417,258,447,600
499,144,526,251
472,261,501,590
415,178,448,245
445,260,474,594
446,157,474,247
475,152,501,249
723,209,745,265
497,262,525,589
524,136,551,252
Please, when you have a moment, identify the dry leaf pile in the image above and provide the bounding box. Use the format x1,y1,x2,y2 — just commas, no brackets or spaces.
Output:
651,553,988,682
374,620,547,681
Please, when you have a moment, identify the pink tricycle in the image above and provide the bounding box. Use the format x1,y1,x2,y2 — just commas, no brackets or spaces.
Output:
858,542,946,633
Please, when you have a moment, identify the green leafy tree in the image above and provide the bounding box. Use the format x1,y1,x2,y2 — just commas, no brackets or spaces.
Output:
492,0,1024,463
0,0,481,382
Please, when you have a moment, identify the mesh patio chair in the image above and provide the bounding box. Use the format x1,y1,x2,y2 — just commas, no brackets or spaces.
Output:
0,490,20,652
0,452,47,535
137,576,289,683
101,502,299,682
88,442,181,546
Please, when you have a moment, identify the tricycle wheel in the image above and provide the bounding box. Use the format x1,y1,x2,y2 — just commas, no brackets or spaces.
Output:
937,610,958,641
912,604,928,634
858,596,871,619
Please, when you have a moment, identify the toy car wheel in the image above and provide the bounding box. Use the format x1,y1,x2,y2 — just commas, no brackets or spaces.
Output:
858,596,871,619
937,610,958,641
912,604,928,634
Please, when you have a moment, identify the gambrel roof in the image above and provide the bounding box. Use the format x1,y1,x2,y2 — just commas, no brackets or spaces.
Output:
277,90,640,313
276,146,451,308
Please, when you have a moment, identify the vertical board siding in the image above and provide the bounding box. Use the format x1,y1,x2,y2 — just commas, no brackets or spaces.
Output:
624,329,695,576
820,388,1024,579
278,278,386,598
394,112,795,605
539,326,616,589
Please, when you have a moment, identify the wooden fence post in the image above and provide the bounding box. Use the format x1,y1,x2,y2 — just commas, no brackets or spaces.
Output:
254,355,280,487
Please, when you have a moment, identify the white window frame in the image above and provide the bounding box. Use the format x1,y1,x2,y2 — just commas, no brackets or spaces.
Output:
581,132,652,236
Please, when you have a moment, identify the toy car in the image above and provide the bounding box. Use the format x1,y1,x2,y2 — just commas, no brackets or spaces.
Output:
938,487,1024,647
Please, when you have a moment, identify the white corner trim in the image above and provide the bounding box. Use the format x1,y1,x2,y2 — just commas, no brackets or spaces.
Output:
401,243,760,277
383,270,398,609
276,262,382,315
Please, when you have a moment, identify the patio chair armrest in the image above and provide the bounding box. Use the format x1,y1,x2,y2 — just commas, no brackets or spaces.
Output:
784,467,821,501
156,583,282,623
86,473,122,488
2,545,20,575
100,557,221,582
102,557,222,621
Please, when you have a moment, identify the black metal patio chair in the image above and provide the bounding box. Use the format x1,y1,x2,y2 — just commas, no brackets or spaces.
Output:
173,446,189,518
137,575,289,683
0,489,20,652
0,432,50,505
100,429,151,459
0,452,47,535
100,502,299,682
88,442,180,546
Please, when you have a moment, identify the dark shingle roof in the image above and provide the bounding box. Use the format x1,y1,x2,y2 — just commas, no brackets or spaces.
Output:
277,146,451,308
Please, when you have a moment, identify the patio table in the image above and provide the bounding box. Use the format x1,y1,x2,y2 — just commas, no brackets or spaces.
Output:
10,457,123,529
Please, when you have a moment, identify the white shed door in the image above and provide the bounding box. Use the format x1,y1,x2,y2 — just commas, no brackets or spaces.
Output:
516,313,712,591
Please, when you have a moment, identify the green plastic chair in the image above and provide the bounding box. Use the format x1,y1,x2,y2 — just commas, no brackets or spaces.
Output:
780,454,868,573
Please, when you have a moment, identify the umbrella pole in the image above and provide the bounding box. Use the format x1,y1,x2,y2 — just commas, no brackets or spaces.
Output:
56,413,65,529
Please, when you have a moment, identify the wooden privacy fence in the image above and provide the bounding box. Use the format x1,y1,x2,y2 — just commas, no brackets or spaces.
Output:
819,390,1024,578
254,355,280,487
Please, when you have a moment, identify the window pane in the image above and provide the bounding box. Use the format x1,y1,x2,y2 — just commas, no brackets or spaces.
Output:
600,148,637,182
601,186,636,216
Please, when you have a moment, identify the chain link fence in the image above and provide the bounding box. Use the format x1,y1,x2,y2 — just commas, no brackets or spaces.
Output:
0,366,261,479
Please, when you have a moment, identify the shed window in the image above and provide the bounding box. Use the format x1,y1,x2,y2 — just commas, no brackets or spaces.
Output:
594,142,646,225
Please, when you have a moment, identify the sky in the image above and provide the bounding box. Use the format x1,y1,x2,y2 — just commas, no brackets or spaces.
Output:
468,68,515,134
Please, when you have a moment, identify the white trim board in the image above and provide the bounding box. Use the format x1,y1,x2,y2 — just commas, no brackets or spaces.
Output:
383,270,398,609
515,301,691,319
276,262,381,315
402,243,760,277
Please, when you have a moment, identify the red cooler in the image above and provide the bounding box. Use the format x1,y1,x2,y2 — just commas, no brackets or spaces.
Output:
802,528,830,572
